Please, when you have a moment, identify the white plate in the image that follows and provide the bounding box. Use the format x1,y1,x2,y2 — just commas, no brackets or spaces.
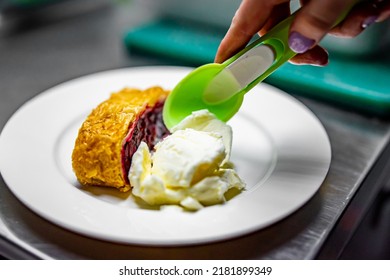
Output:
0,66,331,246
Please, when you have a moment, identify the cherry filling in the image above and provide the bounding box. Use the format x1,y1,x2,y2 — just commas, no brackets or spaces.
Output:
121,101,170,184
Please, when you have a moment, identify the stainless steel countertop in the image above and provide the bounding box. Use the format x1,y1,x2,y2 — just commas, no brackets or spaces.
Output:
1,2,389,259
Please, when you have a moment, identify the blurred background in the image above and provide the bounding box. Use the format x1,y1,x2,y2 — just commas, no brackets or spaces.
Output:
0,0,389,260
1,0,384,118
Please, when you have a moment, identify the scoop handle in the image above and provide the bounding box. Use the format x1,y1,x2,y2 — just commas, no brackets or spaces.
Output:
222,15,296,94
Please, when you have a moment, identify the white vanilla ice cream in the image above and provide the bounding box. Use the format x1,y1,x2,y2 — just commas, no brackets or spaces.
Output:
128,109,245,210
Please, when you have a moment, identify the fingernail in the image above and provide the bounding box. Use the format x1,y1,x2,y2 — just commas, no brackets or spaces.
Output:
362,15,379,28
288,31,315,53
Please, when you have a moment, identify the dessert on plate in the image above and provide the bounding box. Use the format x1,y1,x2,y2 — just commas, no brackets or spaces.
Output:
72,86,245,210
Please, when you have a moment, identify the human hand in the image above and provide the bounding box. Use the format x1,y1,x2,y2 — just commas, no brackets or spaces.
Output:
215,0,390,66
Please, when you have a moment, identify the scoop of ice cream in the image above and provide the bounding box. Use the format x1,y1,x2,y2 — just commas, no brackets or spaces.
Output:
171,109,232,163
151,128,226,187
128,110,245,210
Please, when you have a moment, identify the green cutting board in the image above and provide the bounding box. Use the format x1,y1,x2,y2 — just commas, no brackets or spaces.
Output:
124,19,390,118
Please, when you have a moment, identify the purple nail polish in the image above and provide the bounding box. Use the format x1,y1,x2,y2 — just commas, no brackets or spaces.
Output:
288,31,315,53
362,15,378,29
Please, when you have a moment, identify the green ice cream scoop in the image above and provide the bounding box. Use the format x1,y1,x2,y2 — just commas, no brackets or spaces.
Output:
163,15,296,130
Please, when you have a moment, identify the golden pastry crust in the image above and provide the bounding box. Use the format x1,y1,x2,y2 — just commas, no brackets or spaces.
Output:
72,87,169,192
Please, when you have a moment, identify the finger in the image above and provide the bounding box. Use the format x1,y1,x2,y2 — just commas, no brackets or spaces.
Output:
215,0,288,63
288,0,358,53
258,2,291,36
289,45,329,66
330,1,382,38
